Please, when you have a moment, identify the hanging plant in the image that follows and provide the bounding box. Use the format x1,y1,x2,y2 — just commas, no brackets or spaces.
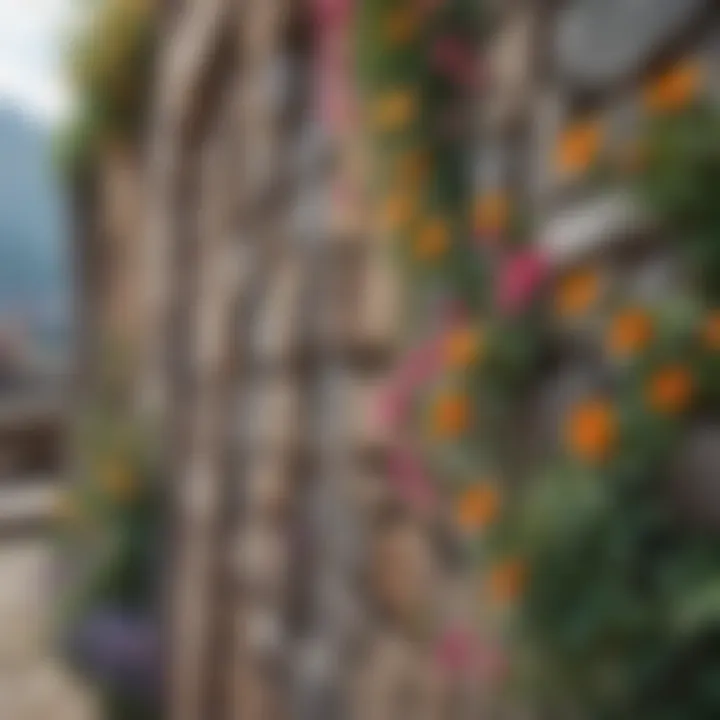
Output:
57,0,157,177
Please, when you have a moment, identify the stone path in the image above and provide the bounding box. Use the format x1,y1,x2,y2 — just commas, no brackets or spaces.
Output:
0,537,98,720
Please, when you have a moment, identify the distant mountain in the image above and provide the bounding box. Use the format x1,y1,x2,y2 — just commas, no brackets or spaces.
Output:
0,104,70,358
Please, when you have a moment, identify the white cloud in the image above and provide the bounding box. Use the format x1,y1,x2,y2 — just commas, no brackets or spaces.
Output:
0,0,79,124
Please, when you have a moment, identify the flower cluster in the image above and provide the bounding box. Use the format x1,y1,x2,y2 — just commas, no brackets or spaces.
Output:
363,11,720,705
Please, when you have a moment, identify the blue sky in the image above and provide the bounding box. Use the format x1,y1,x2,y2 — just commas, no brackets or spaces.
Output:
0,0,77,124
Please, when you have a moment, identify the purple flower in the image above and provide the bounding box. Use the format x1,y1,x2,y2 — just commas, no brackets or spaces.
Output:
70,609,160,697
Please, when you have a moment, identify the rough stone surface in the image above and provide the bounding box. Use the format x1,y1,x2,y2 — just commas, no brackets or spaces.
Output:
538,192,645,268
673,423,720,529
556,0,707,88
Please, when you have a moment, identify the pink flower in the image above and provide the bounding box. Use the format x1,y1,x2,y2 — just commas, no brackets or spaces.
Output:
435,628,477,676
496,249,548,315
374,383,406,430
312,0,353,28
436,629,511,686
389,446,437,513
375,331,445,429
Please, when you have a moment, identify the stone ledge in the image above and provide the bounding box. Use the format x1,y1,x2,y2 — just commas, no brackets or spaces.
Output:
0,482,61,536
538,192,649,269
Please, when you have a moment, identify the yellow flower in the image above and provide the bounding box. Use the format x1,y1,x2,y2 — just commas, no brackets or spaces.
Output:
372,90,417,131
556,120,602,176
415,218,450,262
607,309,654,359
380,191,415,233
488,560,526,605
474,193,509,237
103,463,139,503
646,365,694,415
565,399,617,464
457,483,500,532
644,61,701,114
444,326,483,368
431,392,471,439
384,6,419,45
702,311,720,351
554,269,601,319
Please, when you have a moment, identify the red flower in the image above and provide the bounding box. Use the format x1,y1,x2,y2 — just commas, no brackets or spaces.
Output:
496,250,548,315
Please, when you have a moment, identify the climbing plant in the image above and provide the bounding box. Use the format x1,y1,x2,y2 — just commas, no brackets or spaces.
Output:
358,6,720,713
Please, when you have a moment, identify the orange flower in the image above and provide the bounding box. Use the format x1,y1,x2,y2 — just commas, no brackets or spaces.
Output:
702,311,720,351
556,120,602,176
644,61,701,114
554,269,601,318
488,560,526,604
565,399,617,463
415,218,450,262
474,193,509,237
607,309,654,359
457,483,500,531
431,392,471,438
444,326,483,368
381,191,415,233
372,90,418,131
384,7,419,45
646,365,694,415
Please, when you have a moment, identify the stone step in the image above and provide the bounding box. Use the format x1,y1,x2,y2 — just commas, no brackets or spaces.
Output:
0,481,61,537
0,538,99,719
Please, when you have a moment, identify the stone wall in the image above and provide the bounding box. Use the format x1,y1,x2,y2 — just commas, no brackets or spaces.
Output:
155,1,720,718
147,2,409,718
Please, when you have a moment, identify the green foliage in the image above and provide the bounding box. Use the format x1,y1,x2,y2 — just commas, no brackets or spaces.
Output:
499,106,720,718
355,0,486,316
635,103,720,302
56,395,162,645
58,0,157,176
511,458,720,720
357,6,720,717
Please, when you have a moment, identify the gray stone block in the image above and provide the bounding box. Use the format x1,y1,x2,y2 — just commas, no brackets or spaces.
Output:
556,0,708,89
673,423,720,528
538,192,646,268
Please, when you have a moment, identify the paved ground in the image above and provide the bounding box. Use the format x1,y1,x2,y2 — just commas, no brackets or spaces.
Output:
0,538,98,720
